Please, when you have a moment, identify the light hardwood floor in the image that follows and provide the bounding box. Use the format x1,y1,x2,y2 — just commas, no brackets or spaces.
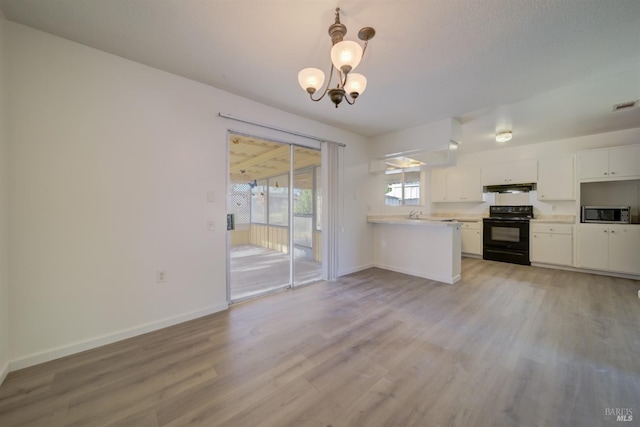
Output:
1,258,639,426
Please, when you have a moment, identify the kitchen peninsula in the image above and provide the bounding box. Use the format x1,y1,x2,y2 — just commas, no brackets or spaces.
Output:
368,216,462,284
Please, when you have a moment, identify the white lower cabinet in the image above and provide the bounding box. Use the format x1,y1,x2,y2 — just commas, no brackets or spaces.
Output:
461,221,482,255
530,223,573,266
577,224,640,275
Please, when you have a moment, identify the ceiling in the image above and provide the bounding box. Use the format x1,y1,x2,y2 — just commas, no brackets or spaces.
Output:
229,134,320,186
1,0,639,154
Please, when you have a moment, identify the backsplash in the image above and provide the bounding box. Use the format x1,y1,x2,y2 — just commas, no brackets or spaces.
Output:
494,193,529,205
430,190,577,219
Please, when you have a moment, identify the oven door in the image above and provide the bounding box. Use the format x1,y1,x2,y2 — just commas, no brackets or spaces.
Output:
483,219,530,265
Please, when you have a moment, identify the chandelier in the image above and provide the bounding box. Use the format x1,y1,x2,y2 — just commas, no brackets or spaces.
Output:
298,8,375,108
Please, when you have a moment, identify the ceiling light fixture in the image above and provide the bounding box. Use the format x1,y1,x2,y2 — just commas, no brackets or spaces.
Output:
298,8,375,108
495,130,513,143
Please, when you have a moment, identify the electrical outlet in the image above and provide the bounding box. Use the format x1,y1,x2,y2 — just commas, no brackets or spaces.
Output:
157,271,166,283
207,220,215,231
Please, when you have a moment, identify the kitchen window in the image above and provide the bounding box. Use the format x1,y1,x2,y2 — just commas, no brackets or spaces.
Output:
385,167,422,206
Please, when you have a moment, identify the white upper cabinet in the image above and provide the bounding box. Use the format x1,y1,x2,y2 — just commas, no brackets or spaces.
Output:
447,167,483,202
579,150,609,179
537,156,575,200
430,168,448,202
579,145,640,181
430,166,482,203
481,159,538,186
609,145,640,178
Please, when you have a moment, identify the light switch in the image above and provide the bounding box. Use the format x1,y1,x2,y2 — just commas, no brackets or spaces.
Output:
207,191,215,203
207,220,215,231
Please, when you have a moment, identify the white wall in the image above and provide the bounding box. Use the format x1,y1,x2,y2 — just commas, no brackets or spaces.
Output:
0,12,10,384
6,21,372,369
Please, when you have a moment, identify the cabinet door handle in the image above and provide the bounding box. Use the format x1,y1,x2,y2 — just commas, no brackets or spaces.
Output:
604,172,608,175
611,171,616,175
604,230,608,233
610,230,615,233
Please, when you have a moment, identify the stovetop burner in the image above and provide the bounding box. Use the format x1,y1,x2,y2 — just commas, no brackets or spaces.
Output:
486,216,532,221
487,205,534,220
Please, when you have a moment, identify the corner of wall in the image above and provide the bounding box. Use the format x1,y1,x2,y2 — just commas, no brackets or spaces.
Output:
0,361,8,385
0,9,10,386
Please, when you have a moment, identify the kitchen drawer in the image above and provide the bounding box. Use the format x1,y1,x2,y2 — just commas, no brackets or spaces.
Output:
461,221,481,230
530,223,573,234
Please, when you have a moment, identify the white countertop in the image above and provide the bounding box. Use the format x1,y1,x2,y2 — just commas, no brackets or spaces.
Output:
367,217,461,227
530,215,576,224
368,214,577,225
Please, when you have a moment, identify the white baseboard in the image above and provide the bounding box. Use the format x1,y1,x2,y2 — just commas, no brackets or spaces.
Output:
9,303,228,371
374,263,458,285
0,360,9,386
531,262,640,280
338,263,374,277
462,253,482,259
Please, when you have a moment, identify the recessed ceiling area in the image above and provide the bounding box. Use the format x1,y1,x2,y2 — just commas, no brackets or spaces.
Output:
0,0,638,153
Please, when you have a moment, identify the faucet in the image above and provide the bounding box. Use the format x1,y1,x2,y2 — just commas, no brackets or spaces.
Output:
408,210,418,219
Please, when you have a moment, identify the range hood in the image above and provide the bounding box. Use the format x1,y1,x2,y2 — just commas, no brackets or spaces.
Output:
484,183,536,193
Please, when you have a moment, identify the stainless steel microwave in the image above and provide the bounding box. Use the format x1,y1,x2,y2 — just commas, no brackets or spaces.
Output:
581,206,630,224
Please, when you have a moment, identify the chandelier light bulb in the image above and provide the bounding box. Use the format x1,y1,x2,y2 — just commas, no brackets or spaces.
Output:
345,73,367,96
330,40,363,74
298,68,325,94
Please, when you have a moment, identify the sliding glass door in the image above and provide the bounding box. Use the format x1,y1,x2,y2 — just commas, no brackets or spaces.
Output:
227,134,321,302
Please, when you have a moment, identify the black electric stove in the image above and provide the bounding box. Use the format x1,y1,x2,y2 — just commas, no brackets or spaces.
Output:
483,205,533,265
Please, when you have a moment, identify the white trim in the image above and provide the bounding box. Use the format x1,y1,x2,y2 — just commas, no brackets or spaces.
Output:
373,264,461,285
9,303,228,371
0,361,9,386
531,263,640,280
